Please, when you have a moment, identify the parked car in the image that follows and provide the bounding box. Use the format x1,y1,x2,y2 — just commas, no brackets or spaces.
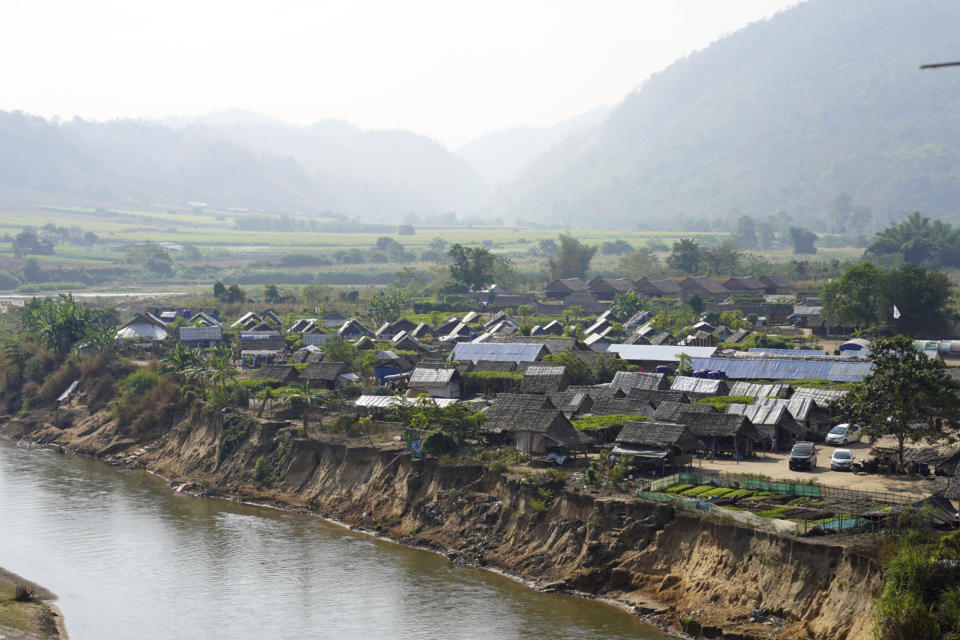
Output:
789,441,818,471
830,448,856,471
825,423,862,445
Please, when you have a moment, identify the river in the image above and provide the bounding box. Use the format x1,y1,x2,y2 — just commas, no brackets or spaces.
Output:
0,439,673,640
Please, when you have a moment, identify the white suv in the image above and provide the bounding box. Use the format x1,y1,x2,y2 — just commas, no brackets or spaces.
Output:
825,423,862,445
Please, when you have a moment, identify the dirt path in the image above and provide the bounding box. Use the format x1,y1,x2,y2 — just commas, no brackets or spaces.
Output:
691,440,942,499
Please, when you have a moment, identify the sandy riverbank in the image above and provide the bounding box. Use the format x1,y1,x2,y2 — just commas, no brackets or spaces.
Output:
0,568,67,639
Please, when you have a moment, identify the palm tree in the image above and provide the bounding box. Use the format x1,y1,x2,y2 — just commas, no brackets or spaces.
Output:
282,382,327,435
160,343,199,381
206,348,237,393
256,387,275,418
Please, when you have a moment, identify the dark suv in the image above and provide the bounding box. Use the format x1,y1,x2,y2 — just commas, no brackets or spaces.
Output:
789,442,818,471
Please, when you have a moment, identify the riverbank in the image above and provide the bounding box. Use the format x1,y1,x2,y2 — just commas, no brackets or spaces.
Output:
2,403,884,640
0,568,67,640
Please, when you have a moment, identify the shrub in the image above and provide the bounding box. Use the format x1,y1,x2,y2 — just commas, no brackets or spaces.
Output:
695,395,755,410
13,584,35,602
37,358,81,403
253,456,270,486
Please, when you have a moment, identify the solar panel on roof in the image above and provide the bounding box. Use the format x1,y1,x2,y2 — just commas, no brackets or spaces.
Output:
452,342,545,363
690,357,872,382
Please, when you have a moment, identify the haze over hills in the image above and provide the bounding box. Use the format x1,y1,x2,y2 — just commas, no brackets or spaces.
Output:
488,0,960,229
0,110,488,218
456,106,612,189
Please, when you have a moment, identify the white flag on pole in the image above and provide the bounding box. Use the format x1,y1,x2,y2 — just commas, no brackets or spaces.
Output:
893,305,901,319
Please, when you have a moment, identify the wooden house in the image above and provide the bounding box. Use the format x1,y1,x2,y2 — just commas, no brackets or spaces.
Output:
722,276,766,296
633,277,682,298
758,276,797,296
679,276,729,301
480,394,594,454
301,362,353,390
587,276,634,300
612,420,699,471
338,319,373,339
544,277,589,300
518,365,570,394
407,367,462,399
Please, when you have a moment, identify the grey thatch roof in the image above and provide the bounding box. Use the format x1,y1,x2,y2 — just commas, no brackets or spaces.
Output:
518,365,568,394
239,334,286,352
668,411,764,440
791,387,849,406
670,376,728,395
653,401,716,422
473,359,518,372
409,367,459,389
302,362,349,382
610,371,669,392
617,421,700,450
250,364,300,383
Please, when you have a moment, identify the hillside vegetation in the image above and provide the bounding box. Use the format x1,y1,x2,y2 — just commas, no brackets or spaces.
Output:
490,0,960,229
0,110,487,218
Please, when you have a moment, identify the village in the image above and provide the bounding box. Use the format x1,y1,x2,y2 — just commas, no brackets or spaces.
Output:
105,272,960,539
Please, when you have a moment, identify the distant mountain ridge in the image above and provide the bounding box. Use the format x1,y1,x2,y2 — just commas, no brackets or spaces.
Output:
488,0,960,228
456,106,612,189
0,110,488,217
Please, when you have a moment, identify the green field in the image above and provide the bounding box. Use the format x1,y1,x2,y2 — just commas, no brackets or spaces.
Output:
0,203,865,292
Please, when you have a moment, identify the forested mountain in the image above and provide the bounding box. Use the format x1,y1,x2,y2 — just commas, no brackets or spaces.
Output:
457,106,611,189
489,0,960,229
0,110,487,217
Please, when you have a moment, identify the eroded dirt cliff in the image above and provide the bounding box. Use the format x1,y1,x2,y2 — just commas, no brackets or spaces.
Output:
1,406,882,640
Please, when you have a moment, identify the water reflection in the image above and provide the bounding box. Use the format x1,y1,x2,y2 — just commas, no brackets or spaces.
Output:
0,440,673,640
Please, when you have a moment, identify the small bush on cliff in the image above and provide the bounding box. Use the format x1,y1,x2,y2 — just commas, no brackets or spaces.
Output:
218,414,254,464
874,530,960,639
253,456,270,487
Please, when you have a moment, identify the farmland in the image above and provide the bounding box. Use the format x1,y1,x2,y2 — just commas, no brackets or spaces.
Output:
0,203,865,293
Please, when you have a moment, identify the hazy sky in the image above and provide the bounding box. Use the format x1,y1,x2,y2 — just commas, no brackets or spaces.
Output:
1,0,801,148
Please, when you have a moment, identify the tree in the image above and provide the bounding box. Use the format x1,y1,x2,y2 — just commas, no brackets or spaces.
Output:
601,239,633,255
225,284,247,303
365,289,410,325
610,291,647,320
543,352,594,385
616,246,661,278
821,262,886,329
548,234,597,279
428,237,448,253
322,335,357,367
12,229,54,257
676,352,693,376
882,264,953,336
834,336,960,472
206,347,237,392
822,262,954,336
282,381,327,434
687,294,705,315
160,343,200,381
701,241,742,276
788,227,817,254
666,238,703,274
213,280,227,300
21,293,115,357
301,282,330,305
538,239,558,256
733,215,758,249
447,244,497,292
866,212,960,269
263,283,281,303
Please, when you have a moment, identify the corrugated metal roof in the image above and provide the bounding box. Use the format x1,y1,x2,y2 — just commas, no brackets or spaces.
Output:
452,342,545,363
752,397,818,422
354,395,458,408
606,344,717,362
792,306,822,315
303,333,331,345
409,367,457,387
728,381,788,399
610,371,668,391
726,402,788,425
791,387,850,404
691,357,871,382
746,348,828,356
179,326,222,341
670,376,725,394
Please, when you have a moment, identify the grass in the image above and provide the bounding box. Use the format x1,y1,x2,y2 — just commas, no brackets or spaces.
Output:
679,485,715,497
701,486,735,498
572,414,645,431
664,483,694,493
756,506,792,519
725,489,754,499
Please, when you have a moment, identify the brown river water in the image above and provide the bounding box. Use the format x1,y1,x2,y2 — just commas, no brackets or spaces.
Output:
0,439,674,640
